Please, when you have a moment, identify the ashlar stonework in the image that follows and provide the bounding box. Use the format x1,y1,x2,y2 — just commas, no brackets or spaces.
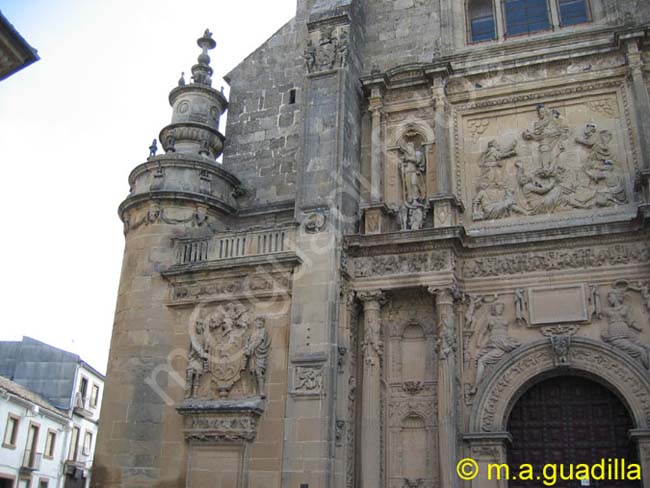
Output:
94,2,650,488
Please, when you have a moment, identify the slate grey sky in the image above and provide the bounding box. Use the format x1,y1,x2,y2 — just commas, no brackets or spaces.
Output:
0,0,296,373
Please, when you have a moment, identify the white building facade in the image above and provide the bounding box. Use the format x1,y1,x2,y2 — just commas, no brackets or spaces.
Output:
0,339,104,488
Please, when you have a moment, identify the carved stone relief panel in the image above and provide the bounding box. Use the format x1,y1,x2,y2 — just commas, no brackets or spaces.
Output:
352,250,449,278
457,89,635,228
184,304,272,400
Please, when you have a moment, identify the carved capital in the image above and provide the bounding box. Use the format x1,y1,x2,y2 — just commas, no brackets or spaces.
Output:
427,284,462,304
357,290,387,308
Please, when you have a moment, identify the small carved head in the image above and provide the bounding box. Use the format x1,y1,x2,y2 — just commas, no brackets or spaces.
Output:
491,302,505,316
607,290,625,307
254,317,265,329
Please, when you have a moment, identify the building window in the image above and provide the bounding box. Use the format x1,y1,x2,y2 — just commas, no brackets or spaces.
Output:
289,89,297,105
38,479,48,488
467,0,497,42
82,431,93,456
3,414,19,448
79,377,88,403
504,0,551,36
68,426,80,461
558,0,590,25
90,384,100,408
44,430,56,459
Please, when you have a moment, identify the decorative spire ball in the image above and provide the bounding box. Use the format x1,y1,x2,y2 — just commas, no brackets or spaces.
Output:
191,29,216,87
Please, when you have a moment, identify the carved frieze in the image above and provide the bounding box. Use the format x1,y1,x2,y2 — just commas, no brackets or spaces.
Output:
171,274,291,302
463,242,650,278
353,251,448,278
183,415,259,443
123,203,209,234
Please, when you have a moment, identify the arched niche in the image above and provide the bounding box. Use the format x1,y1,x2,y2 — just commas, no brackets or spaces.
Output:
401,322,427,381
385,123,436,205
400,414,429,480
469,337,650,433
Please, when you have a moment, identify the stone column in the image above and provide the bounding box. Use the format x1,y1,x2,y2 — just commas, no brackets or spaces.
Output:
629,429,650,488
427,69,463,228
429,286,460,488
369,91,383,204
361,77,390,235
622,35,650,171
357,290,386,488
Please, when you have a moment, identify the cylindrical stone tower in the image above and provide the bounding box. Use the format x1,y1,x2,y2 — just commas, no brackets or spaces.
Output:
92,30,241,487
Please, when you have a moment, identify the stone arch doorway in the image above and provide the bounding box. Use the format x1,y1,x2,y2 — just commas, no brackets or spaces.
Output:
507,374,640,487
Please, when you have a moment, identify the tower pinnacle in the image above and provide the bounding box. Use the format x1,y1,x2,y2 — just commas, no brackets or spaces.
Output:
191,29,216,86
158,29,227,160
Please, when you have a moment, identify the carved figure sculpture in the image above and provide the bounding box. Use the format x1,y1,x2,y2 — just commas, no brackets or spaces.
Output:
178,71,186,86
303,40,316,73
186,320,209,398
165,129,176,153
522,104,569,172
246,317,271,398
551,335,571,366
602,289,649,370
479,139,518,182
472,302,521,392
406,199,426,231
148,139,158,159
397,140,426,203
472,180,527,221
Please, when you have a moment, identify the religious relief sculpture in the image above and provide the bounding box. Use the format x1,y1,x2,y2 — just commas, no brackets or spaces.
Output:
522,103,569,173
185,305,272,399
472,139,526,222
392,132,430,231
478,139,518,183
470,105,629,223
304,26,348,73
602,288,649,370
471,302,521,394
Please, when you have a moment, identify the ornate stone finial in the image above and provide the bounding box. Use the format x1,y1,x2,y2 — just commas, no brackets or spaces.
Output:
178,72,185,86
191,28,216,87
148,139,158,159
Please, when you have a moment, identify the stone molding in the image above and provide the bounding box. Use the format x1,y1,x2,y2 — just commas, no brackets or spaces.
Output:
470,337,650,433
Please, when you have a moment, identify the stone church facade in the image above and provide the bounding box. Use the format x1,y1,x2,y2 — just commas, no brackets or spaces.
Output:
93,1,650,487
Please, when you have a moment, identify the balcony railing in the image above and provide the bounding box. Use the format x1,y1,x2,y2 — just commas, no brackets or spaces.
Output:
73,392,93,418
21,449,42,471
177,227,295,265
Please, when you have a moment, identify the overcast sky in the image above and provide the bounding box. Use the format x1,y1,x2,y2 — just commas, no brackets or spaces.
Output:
0,0,296,374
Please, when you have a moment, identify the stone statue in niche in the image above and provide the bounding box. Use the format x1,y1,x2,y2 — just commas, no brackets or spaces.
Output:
471,302,521,393
478,139,518,183
392,132,429,231
602,288,649,370
397,139,426,203
522,103,569,173
185,305,272,399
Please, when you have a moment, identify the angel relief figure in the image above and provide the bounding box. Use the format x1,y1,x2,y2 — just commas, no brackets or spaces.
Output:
478,139,518,183
602,289,649,370
471,302,521,394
